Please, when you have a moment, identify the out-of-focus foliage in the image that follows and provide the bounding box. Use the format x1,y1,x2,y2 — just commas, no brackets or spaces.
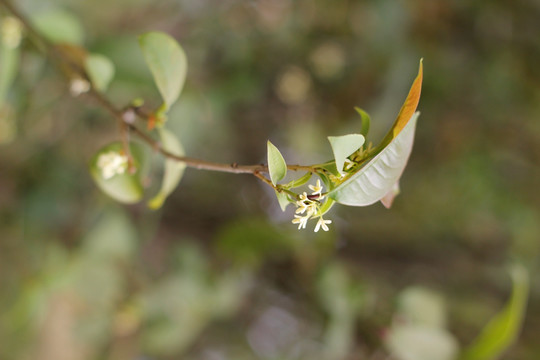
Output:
1,0,540,359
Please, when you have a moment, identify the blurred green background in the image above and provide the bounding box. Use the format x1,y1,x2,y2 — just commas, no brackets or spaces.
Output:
1,0,539,359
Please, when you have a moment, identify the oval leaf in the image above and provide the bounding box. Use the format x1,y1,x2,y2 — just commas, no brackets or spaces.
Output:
379,59,423,148
90,142,144,204
139,32,187,111
328,112,419,206
267,141,287,186
32,10,84,45
85,53,115,92
328,134,365,175
460,264,529,360
386,324,459,360
148,128,186,209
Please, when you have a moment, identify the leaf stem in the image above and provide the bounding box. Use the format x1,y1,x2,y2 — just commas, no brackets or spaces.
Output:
0,0,317,180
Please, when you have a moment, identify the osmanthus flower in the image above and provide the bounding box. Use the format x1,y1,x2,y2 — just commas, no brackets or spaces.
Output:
291,180,332,232
314,217,332,232
308,179,323,196
97,151,129,180
295,192,317,216
292,214,309,230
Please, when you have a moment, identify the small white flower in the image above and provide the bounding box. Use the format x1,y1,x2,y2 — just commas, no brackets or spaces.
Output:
292,215,309,230
314,217,332,232
344,158,356,171
308,179,323,196
70,78,91,97
97,151,129,180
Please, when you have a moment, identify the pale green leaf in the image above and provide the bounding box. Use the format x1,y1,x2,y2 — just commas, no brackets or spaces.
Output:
386,324,459,360
460,264,529,360
89,142,144,204
275,190,290,211
328,112,419,206
139,32,187,111
328,134,365,175
0,17,21,105
267,141,287,185
32,10,84,45
285,172,312,189
398,287,447,329
315,198,335,217
148,128,186,209
85,53,115,92
355,107,371,137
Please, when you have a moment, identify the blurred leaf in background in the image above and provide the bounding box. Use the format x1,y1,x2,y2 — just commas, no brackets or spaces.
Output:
1,0,540,359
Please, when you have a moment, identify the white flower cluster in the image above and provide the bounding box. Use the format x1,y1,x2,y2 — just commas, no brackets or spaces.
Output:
292,179,332,232
97,151,129,180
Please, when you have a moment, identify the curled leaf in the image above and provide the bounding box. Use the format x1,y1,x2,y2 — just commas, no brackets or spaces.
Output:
379,59,423,148
355,107,371,137
328,60,423,206
148,128,186,209
89,142,144,204
328,134,365,175
329,113,419,206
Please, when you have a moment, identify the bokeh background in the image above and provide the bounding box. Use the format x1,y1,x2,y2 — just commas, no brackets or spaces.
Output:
1,0,539,359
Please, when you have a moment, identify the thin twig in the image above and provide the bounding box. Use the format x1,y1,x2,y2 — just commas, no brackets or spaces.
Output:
0,0,316,178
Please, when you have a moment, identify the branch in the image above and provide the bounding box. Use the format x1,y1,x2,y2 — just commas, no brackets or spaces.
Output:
0,0,315,177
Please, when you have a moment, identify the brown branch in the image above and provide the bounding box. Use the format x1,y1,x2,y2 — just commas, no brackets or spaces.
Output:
0,0,316,177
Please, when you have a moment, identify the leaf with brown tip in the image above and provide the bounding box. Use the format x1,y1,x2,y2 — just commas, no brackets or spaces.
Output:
380,59,423,148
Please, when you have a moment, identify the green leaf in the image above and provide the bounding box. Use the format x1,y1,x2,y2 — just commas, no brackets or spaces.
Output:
89,142,144,204
355,107,371,137
274,190,290,211
328,112,419,206
267,141,287,185
285,172,312,189
148,128,186,209
32,10,84,45
139,31,187,111
397,287,447,329
85,53,115,92
460,264,529,360
0,17,22,105
315,198,335,217
386,325,459,360
328,134,365,175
